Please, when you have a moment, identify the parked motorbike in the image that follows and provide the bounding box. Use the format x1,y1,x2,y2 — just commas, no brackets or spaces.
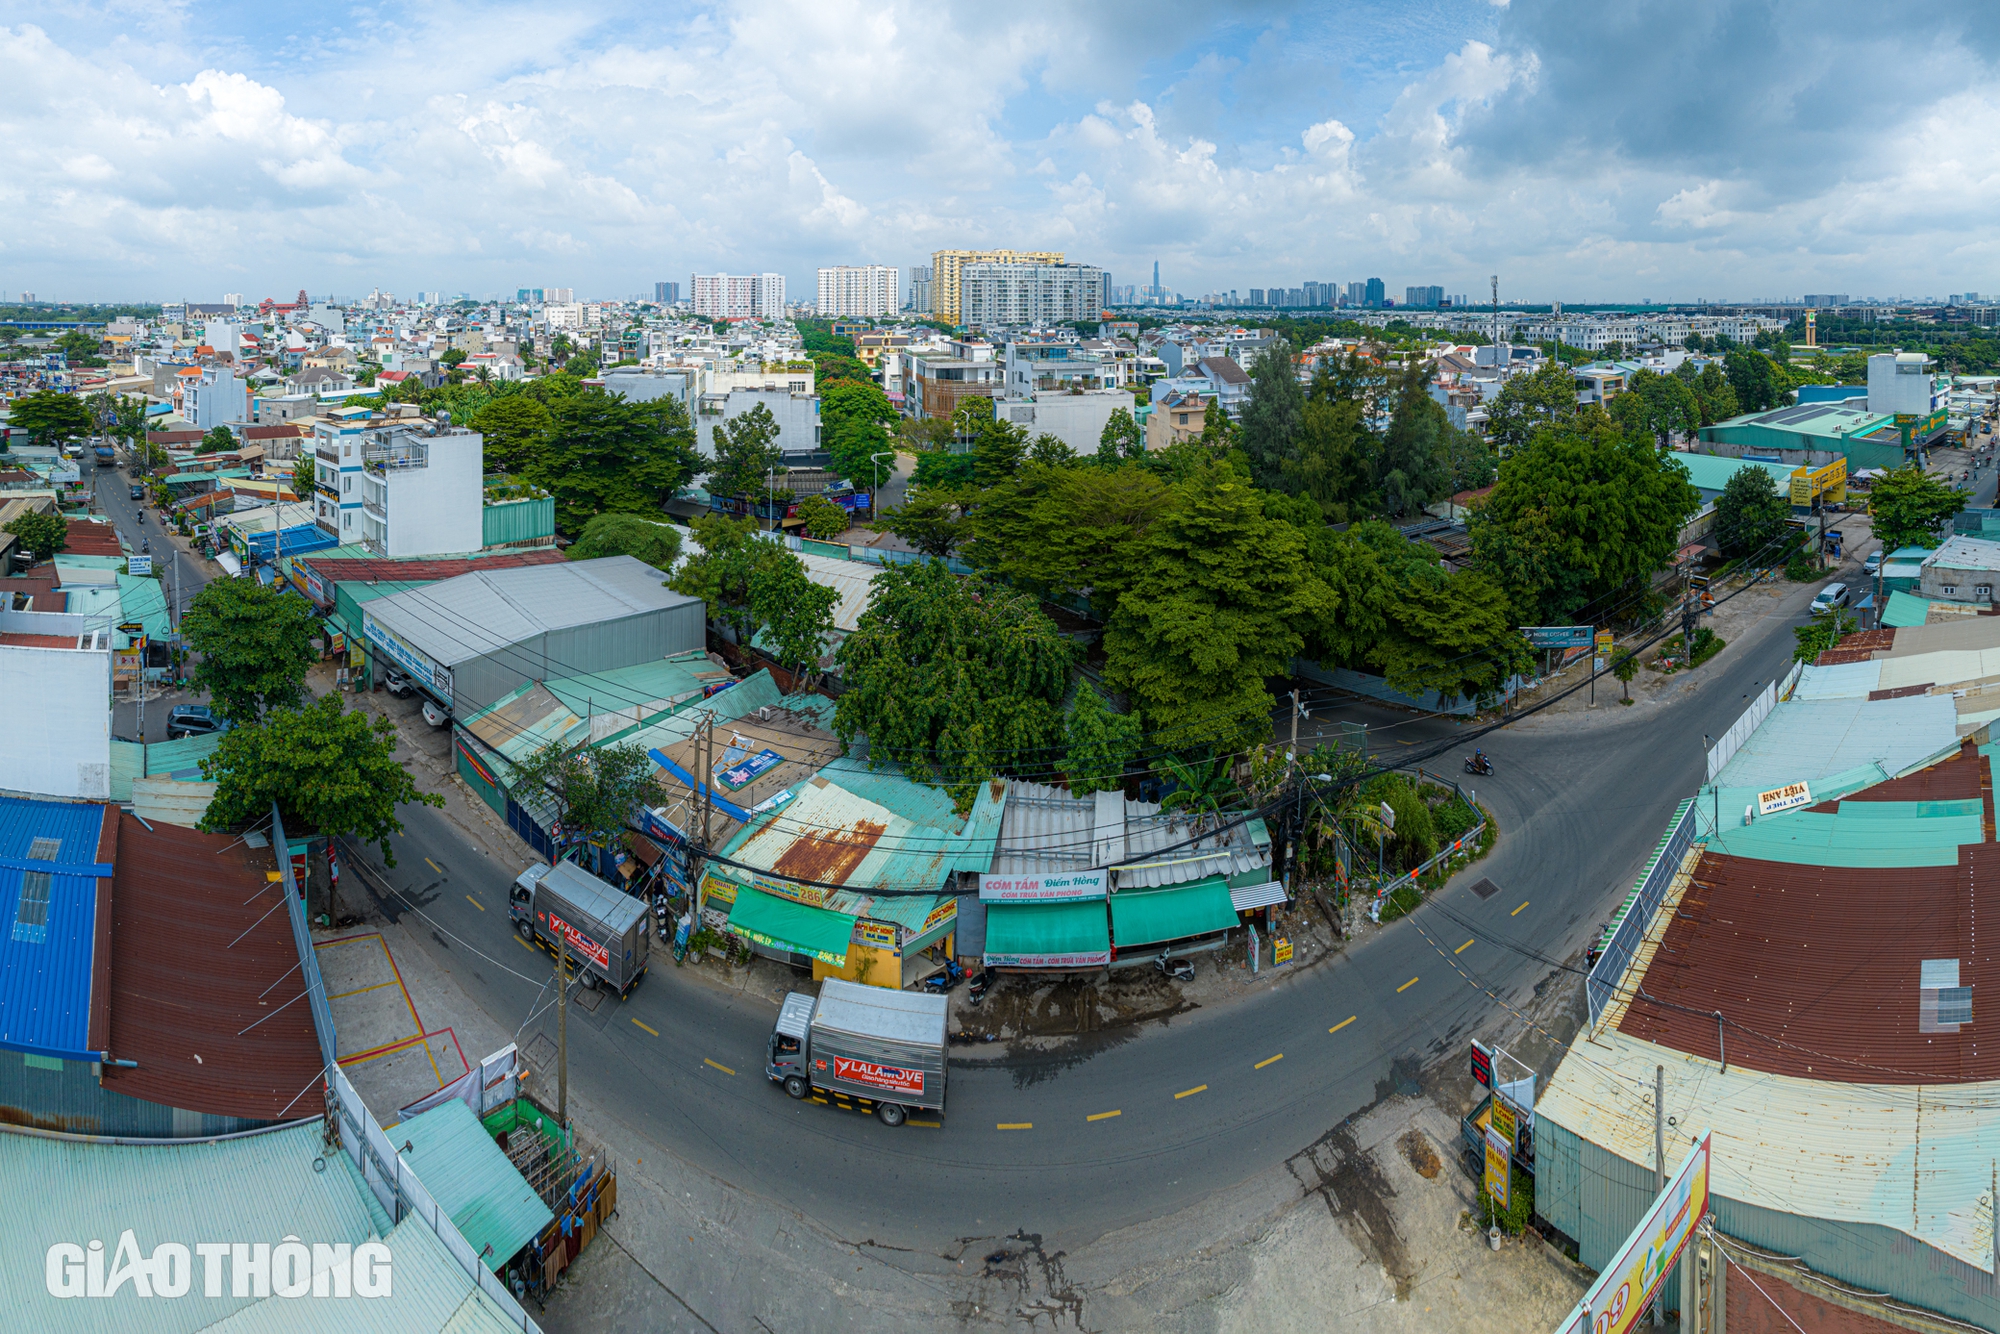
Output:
1154,953,1195,983
966,970,993,1006
1465,751,1494,776
922,960,966,994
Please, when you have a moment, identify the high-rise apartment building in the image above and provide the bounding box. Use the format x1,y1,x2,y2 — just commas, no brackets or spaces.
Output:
1249,289,1266,306
549,287,575,304
1345,282,1366,308
654,281,680,304
816,265,900,318
1406,285,1444,309
1364,278,1385,308
691,273,786,320
516,288,544,304
908,266,933,313
959,262,1104,328
930,249,1064,324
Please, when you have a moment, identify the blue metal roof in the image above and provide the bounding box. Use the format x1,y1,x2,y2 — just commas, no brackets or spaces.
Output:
0,797,109,1060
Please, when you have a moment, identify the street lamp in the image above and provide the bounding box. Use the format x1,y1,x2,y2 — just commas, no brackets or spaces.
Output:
869,451,894,522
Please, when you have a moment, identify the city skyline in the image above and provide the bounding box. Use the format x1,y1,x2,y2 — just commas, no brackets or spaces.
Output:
5,1,1999,302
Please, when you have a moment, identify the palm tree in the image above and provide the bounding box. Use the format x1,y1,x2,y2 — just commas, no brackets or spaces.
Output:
1157,754,1242,834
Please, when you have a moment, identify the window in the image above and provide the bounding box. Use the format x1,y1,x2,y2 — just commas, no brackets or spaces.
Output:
12,836,58,944
1943,585,1958,595
1980,586,1993,599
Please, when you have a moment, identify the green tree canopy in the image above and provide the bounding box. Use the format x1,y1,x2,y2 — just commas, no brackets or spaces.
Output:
529,392,701,534
8,390,92,447
197,426,235,455
832,560,1076,806
966,461,1172,611
1237,339,1303,490
668,514,791,644
748,555,839,680
1712,466,1792,559
291,454,316,505
1377,360,1454,517
1724,347,1787,414
201,694,443,865
180,576,320,723
793,493,849,540
707,402,786,500
1484,362,1584,456
1062,682,1141,797
4,511,67,560
881,486,969,559
820,381,898,485
1610,369,1702,450
469,394,554,475
568,511,684,569
1470,414,1702,627
512,739,655,851
1098,407,1144,463
1869,465,1966,553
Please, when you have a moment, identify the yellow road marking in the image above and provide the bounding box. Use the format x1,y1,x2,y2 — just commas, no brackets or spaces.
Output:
997,1122,1032,1130
516,935,533,951
1329,1015,1357,1034
465,894,484,912
910,1119,941,1127
1512,900,1530,916
1455,938,1473,954
1397,976,1419,993
425,857,443,874
327,979,399,1001
1255,1053,1284,1069
703,1058,735,1076
1087,1110,1122,1122
631,1019,659,1037
1175,1084,1207,1099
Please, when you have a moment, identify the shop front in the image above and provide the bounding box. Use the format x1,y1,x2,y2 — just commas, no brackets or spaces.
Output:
979,869,1112,972
724,885,855,971
1108,874,1240,963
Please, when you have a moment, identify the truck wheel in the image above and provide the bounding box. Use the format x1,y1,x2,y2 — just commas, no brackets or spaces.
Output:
516,920,533,940
875,1102,907,1128
580,970,599,991
784,1075,808,1100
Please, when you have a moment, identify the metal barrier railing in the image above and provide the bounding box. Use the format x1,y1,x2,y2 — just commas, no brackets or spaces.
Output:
1585,798,1699,1027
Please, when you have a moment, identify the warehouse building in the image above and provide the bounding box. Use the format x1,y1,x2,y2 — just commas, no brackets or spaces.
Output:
359,556,704,716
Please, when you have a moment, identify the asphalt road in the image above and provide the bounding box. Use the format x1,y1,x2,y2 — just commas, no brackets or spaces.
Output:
340,574,1819,1255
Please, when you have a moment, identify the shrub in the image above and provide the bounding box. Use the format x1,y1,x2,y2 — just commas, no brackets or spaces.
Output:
1477,1165,1535,1235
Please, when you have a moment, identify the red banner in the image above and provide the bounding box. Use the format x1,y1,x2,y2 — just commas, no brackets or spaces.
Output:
832,1057,923,1095
546,912,610,970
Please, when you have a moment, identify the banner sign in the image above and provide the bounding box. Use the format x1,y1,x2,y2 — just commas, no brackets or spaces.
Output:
984,945,1112,969
1790,457,1847,506
830,1056,924,1096
718,748,784,790
1555,1131,1711,1334
854,919,898,949
127,554,152,576
921,898,958,932
1484,1127,1512,1211
755,872,827,909
1470,1039,1493,1088
1756,780,1813,817
1273,937,1293,965
361,608,453,702
979,868,1109,902
544,911,610,970
1522,625,1595,648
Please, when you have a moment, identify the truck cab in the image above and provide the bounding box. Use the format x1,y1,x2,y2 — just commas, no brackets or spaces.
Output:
766,993,814,1098
508,865,541,928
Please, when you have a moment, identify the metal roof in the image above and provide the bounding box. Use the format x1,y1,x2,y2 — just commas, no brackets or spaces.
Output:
811,976,946,1047
775,991,815,1040
1672,452,1796,495
0,797,110,1061
99,812,323,1121
990,780,1272,888
363,556,698,668
394,1099,554,1273
1924,533,2000,574
536,861,645,936
1710,695,1961,793
1788,659,1882,699
1704,798,1983,866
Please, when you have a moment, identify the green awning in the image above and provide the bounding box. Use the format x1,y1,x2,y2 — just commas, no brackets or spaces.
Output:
725,887,855,965
1110,876,1240,950
983,900,1110,968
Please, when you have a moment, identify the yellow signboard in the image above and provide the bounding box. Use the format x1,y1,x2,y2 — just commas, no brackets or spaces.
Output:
1483,1128,1511,1211
1491,1093,1518,1148
1789,457,1847,506
753,873,827,909
1273,937,1293,966
699,873,739,908
854,919,897,949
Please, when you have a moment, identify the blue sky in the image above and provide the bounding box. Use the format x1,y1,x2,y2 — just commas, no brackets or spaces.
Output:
4,1,1997,304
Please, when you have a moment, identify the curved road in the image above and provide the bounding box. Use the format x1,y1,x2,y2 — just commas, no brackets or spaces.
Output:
358,587,1815,1254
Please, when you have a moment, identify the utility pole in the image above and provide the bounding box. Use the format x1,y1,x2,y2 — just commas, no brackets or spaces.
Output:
692,712,714,925
557,928,569,1129
1653,1063,1666,1327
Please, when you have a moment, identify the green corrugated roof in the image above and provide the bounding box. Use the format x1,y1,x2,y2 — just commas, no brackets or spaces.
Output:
1707,798,1983,867
725,886,854,965
115,573,171,641
394,1099,554,1272
1675,453,1796,495
1881,589,1936,628
1109,876,1240,949
984,900,1111,964
163,466,252,484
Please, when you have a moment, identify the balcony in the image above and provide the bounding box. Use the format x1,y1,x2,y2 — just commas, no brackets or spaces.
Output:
362,438,429,474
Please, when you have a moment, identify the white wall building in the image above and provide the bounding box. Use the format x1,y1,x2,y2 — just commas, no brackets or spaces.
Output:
0,611,112,801
359,425,485,558
692,273,786,321
700,387,821,460
543,303,585,331
180,367,251,431
960,263,1105,329
992,388,1136,455
1869,351,1944,418
816,265,900,318
312,407,374,543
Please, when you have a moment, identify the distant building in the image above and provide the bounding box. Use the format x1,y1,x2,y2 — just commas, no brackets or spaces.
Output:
816,265,899,318
908,265,933,314
516,287,545,304
691,273,785,321
960,262,1104,328
1405,285,1444,309
1345,281,1366,307
1364,278,1385,308
180,367,251,432
1146,389,1211,451
654,281,680,304
1868,351,1944,419
929,249,1064,325
548,287,575,303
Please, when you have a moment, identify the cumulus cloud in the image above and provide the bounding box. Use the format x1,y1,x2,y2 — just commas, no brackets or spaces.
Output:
0,2,1996,300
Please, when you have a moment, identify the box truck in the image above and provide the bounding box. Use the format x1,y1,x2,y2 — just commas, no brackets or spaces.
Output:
766,978,948,1127
509,860,650,996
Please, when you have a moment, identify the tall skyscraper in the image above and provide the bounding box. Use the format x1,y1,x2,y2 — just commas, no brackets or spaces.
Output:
654,281,680,304
928,249,1064,323
908,265,933,313
1345,281,1366,308
816,265,900,317
1152,260,1160,299
1405,285,1444,309
549,287,575,304
1364,278,1385,308
959,262,1105,328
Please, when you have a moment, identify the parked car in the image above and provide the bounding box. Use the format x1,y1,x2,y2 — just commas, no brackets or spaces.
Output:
166,705,231,740
421,697,449,727
383,667,416,697
1810,582,1852,615
1863,550,1883,576
130,484,144,500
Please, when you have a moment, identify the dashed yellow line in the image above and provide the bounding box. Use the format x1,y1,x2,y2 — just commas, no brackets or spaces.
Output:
703,1058,735,1076
1329,1015,1357,1034
516,935,533,951
1512,900,1530,916
1175,1084,1207,1100
1254,1054,1283,1070
425,857,443,874
1087,1109,1121,1122
630,1018,659,1037
997,1122,1032,1131
910,1119,941,1128
465,894,484,912
1397,976,1419,993
1455,938,1473,954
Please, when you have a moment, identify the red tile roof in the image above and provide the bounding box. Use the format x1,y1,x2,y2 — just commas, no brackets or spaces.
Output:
241,424,308,440
63,519,123,556
0,574,65,612
299,548,566,586
0,632,81,648
98,812,324,1120
147,430,205,445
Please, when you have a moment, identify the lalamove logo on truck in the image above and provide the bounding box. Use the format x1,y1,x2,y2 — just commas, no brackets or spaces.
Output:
831,1057,924,1095
544,912,610,969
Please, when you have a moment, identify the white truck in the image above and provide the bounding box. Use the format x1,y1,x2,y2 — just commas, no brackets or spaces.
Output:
509,860,651,996
766,978,948,1127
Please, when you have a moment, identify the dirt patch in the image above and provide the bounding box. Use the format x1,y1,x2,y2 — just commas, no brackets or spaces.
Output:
1400,1130,1442,1180
955,971,1195,1042
1288,1124,1416,1300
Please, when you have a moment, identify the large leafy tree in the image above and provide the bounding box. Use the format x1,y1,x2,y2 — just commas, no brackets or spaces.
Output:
749,556,840,681
1470,414,1702,627
197,426,235,455
530,392,701,533
821,381,898,485
9,390,91,448
512,739,655,852
793,494,849,540
201,693,444,867
1870,465,1966,552
1675,361,1741,426
1098,407,1144,463
291,453,316,503
1724,347,1787,414
180,577,320,723
968,461,1172,610
1712,466,1792,559
706,402,786,500
469,394,554,475
1104,459,1338,749
881,486,970,559
668,514,791,644
568,512,683,569
1377,360,1454,517
5,511,67,560
1062,682,1141,796
1484,362,1584,456
1610,369,1702,450
1288,357,1379,521
1237,338,1304,491
833,560,1075,806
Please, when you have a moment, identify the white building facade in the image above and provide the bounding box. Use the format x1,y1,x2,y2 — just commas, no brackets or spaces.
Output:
359,425,485,558
692,273,786,320
815,265,900,318
960,263,1105,329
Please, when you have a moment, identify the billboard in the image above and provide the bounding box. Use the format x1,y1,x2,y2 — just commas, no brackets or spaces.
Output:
1553,1131,1711,1334
832,1056,924,1095
979,869,1109,902
1523,626,1595,648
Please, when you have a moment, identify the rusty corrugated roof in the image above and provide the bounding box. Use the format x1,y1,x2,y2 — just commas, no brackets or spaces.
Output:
99,812,322,1120
61,520,122,557
1841,744,1987,803
1618,840,1996,1084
